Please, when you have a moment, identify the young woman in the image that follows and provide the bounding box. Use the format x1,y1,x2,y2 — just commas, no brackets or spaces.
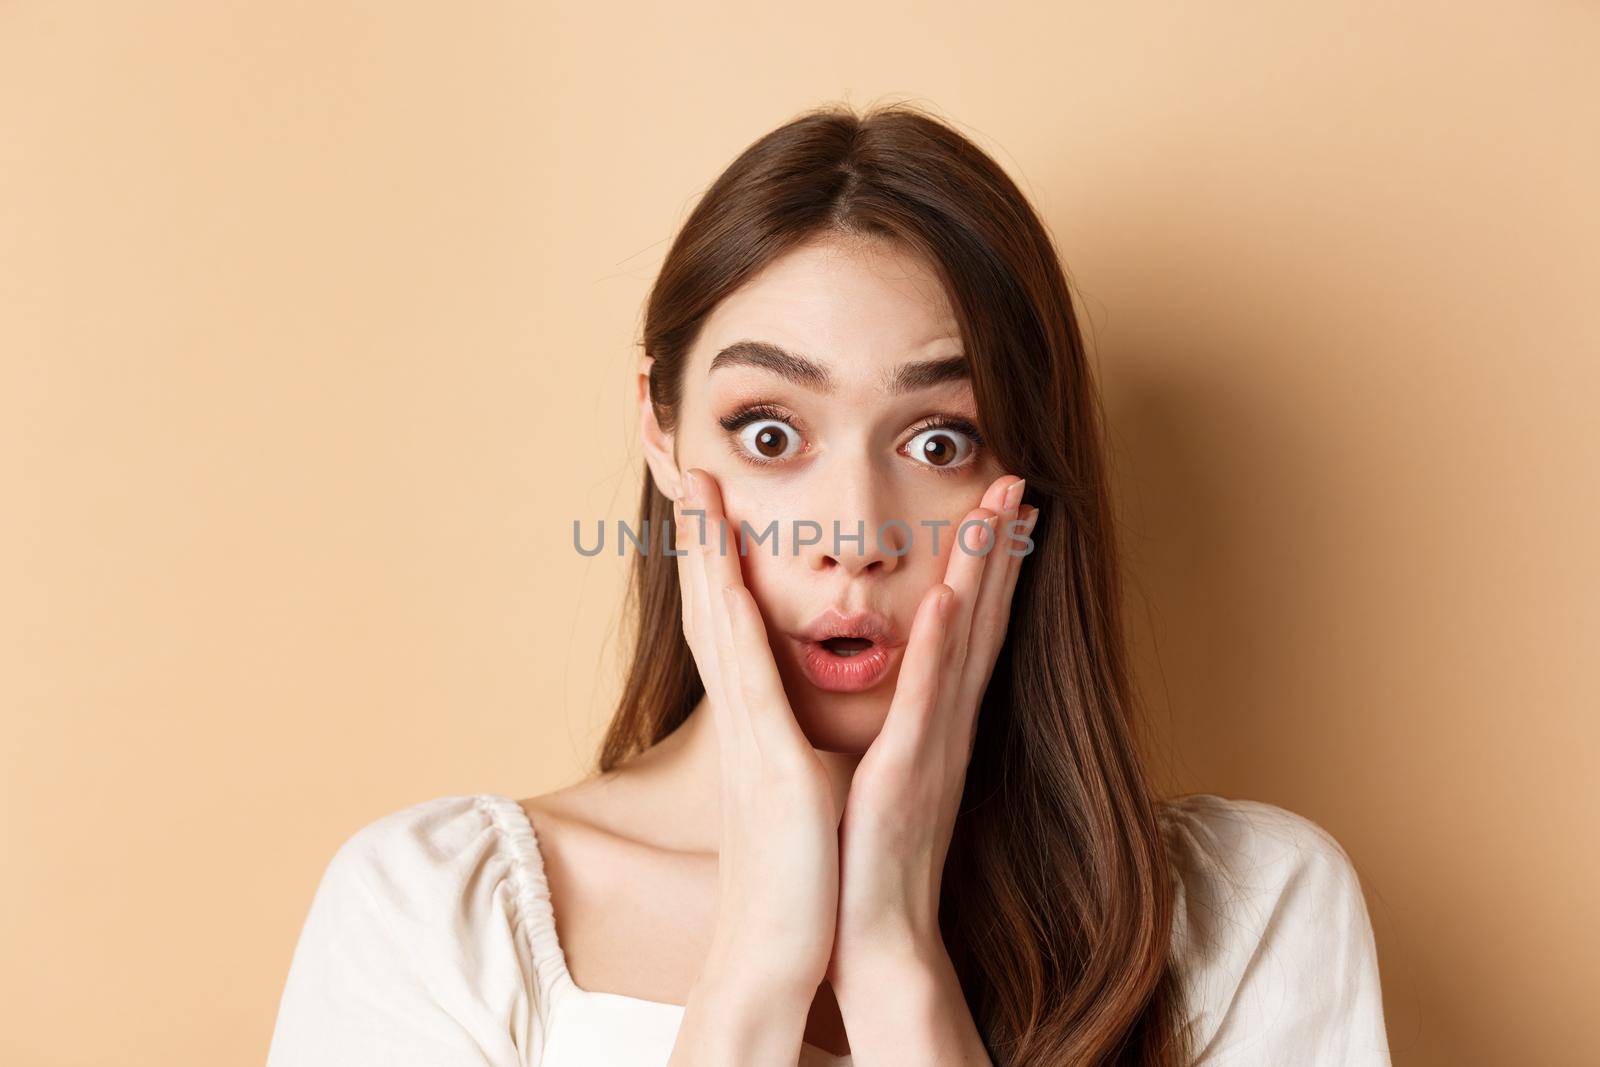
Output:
267,103,1391,1066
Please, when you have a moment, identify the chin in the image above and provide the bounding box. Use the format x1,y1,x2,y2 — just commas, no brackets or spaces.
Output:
787,687,892,754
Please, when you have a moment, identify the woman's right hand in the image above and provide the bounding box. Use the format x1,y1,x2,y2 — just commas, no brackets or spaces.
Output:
672,466,841,1002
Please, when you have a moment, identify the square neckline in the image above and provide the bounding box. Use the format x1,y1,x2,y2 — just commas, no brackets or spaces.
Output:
488,793,854,1066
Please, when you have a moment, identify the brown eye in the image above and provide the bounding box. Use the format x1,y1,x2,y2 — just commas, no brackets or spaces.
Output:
906,427,975,469
737,419,800,462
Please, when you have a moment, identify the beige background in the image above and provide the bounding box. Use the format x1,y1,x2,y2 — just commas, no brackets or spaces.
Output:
4,3,1595,1065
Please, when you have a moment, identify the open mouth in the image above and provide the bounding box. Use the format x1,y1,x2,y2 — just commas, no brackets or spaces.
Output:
818,635,876,658
792,608,902,693
795,632,899,692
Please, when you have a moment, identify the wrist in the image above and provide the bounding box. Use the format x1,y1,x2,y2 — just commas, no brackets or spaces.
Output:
830,931,951,1006
833,940,987,1065
672,970,815,1067
701,936,824,1006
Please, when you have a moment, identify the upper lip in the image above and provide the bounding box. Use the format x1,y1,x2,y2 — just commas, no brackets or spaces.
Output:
797,608,903,647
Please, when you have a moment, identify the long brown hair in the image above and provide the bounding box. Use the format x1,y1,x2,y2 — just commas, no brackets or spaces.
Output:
598,101,1192,1065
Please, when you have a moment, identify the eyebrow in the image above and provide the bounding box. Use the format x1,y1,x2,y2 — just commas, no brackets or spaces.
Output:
708,340,969,396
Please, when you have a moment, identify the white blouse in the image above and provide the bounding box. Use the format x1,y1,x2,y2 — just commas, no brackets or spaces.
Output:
266,792,1391,1066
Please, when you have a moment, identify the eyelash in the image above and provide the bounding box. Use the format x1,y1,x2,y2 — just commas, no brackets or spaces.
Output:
717,401,986,476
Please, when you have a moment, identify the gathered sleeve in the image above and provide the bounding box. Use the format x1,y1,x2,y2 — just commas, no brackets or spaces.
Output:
266,795,545,1067
1161,795,1392,1066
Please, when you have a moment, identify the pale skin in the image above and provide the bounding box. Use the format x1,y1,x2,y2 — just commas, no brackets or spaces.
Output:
521,234,1038,1064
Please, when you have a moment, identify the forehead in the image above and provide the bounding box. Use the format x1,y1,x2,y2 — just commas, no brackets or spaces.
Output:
692,236,963,383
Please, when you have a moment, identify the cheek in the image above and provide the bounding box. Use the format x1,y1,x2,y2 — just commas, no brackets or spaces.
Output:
733,549,793,638
898,535,956,590
907,500,991,563
900,473,995,527
716,489,805,566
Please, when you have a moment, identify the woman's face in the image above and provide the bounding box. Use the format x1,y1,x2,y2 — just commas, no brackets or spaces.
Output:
640,234,1008,753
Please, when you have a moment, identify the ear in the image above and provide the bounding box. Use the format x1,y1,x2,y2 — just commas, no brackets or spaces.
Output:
637,356,683,502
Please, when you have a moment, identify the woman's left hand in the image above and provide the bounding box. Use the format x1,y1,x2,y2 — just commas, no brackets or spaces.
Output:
825,474,1039,989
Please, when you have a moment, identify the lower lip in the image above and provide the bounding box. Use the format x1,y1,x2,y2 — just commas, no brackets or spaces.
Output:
795,638,899,693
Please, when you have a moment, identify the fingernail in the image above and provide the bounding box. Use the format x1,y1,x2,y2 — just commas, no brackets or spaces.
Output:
1004,478,1026,513
1024,507,1040,531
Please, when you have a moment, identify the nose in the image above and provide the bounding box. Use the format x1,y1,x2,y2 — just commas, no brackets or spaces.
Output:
801,464,905,577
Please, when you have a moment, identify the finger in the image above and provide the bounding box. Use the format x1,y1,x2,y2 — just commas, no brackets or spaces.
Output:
678,474,753,761
677,483,748,762
673,491,725,713
978,474,1015,515
1001,504,1038,604
687,468,745,614
957,503,1037,718
874,582,953,758
948,473,1016,616
721,581,811,760
683,470,752,743
943,516,1011,750
669,492,696,658
948,477,1023,728
942,505,997,674
963,479,1028,692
